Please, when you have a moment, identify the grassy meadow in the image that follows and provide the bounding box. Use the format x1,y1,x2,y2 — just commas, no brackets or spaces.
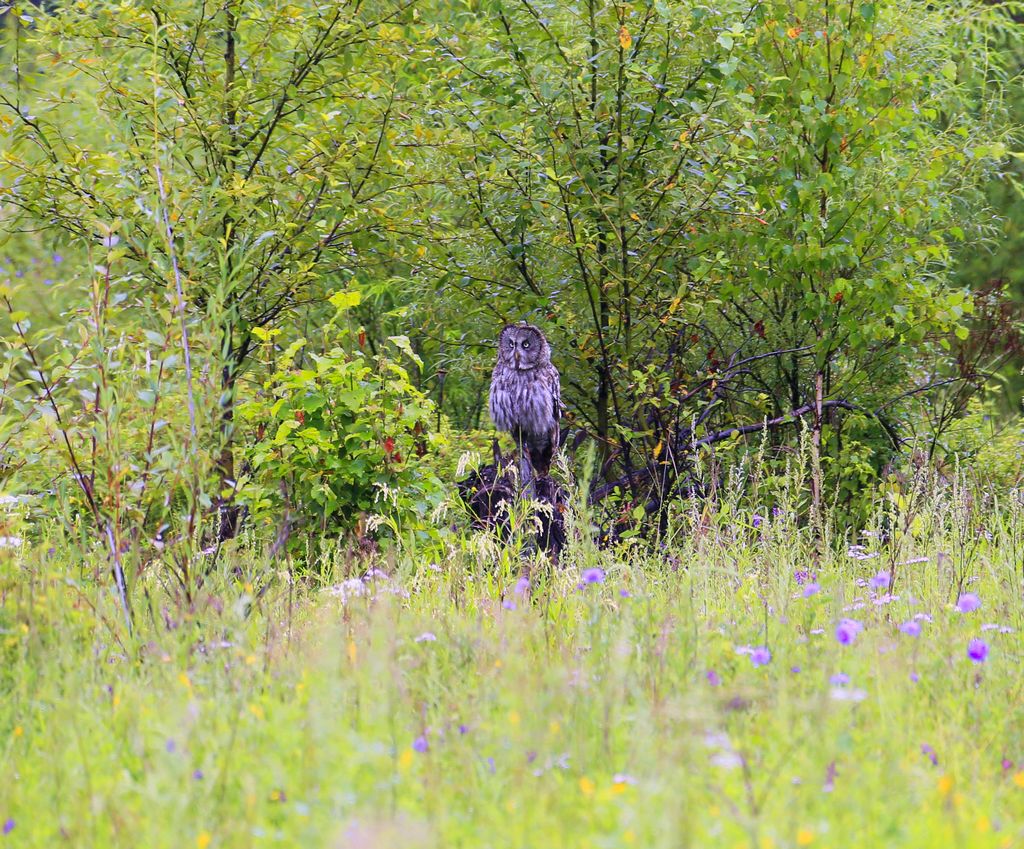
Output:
2,479,1022,849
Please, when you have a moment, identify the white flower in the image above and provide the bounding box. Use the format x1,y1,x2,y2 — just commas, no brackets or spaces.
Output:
830,687,867,702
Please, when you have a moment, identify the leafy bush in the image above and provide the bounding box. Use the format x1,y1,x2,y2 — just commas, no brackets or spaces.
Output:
236,293,445,543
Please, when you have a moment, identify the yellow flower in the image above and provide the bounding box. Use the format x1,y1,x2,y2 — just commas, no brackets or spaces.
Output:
975,816,990,834
797,828,814,846
347,641,357,664
508,710,521,727
938,774,954,796
398,748,414,771
579,776,595,795
196,832,211,849
13,726,22,738
1013,772,1024,788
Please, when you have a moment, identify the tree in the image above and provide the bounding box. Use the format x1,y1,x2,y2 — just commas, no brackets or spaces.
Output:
407,0,1015,525
0,0,419,533
714,0,1014,513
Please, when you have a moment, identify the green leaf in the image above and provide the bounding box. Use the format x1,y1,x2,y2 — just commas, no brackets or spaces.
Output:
272,420,301,445
329,290,362,311
388,335,423,367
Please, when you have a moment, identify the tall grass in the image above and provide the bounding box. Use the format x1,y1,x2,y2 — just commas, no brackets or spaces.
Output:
1,470,1022,848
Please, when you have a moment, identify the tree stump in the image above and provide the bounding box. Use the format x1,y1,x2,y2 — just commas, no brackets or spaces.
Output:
456,446,565,557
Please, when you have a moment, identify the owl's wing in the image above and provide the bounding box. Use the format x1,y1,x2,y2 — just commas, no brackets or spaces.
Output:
549,364,562,422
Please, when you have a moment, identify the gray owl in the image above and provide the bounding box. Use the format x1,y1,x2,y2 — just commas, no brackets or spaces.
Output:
489,323,561,487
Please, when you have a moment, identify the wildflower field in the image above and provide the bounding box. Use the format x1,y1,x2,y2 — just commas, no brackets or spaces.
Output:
2,485,1022,849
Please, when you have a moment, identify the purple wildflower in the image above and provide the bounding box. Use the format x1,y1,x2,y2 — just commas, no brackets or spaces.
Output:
793,569,816,586
967,638,988,663
835,619,863,645
771,506,783,518
502,599,516,610
869,571,890,591
956,593,981,613
2,820,13,835
791,665,801,674
1002,758,1014,772
898,620,921,637
458,724,470,735
192,769,204,780
413,735,429,753
619,588,631,598
823,760,836,793
52,253,64,264
750,646,771,667
921,744,939,766
830,673,850,686
581,567,605,584
165,739,176,753
706,669,721,687
414,632,437,643
910,671,920,683
752,514,764,529
514,576,530,595
802,582,820,598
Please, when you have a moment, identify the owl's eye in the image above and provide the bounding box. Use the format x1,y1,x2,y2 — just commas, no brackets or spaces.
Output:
522,341,530,349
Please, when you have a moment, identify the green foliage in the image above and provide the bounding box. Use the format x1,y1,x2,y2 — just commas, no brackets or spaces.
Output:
0,0,425,525
0,247,212,530
398,0,1018,516
236,299,445,542
716,0,1006,400
1,0,1022,554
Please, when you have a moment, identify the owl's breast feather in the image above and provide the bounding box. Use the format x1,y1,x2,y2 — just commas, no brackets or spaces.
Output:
489,367,556,436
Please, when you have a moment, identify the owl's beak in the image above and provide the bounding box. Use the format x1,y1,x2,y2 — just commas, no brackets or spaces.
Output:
514,352,520,367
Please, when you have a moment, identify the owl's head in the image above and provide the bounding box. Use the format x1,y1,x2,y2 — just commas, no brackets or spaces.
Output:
498,323,550,371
